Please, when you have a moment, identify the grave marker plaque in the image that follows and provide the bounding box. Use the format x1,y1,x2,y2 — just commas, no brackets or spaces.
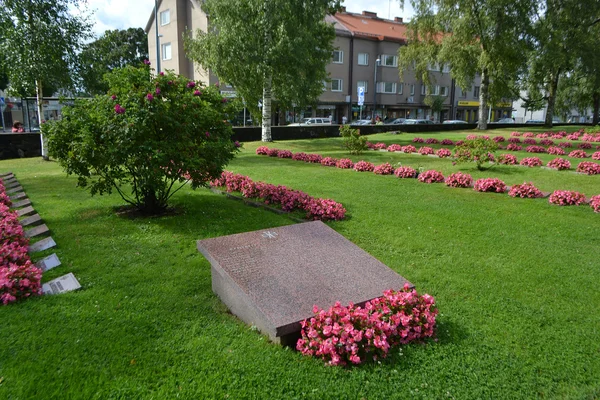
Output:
5,181,20,189
197,221,412,344
42,273,81,295
12,198,32,208
28,237,56,253
20,213,42,227
17,205,35,217
6,186,23,194
24,224,49,238
36,253,61,272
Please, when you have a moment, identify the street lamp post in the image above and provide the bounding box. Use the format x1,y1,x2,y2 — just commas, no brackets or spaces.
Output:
373,58,381,120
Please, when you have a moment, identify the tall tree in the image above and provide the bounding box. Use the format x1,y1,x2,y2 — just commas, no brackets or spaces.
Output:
0,0,91,158
78,28,149,95
185,0,340,142
398,0,535,130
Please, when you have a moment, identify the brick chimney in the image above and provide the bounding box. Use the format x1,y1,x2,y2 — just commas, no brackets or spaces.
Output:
394,17,403,23
362,11,378,18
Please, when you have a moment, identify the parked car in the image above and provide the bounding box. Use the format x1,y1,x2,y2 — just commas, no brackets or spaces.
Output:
525,119,545,124
288,118,332,126
385,118,406,125
404,119,435,125
496,118,515,123
442,120,468,124
350,119,372,125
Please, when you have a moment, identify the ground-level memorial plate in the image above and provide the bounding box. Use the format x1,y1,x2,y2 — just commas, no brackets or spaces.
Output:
42,273,81,295
197,220,412,345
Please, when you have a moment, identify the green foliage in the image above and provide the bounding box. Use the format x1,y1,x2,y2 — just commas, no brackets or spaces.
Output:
78,28,149,95
45,65,241,214
340,124,368,155
424,95,445,116
453,137,498,170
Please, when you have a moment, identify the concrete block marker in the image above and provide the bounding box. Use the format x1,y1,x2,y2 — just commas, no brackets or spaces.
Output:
28,237,56,253
17,206,35,217
24,224,49,238
3,179,17,186
35,253,61,272
20,213,42,227
0,172,13,178
6,186,23,194
9,192,26,201
12,198,32,208
1,173,15,180
42,273,81,295
5,181,20,189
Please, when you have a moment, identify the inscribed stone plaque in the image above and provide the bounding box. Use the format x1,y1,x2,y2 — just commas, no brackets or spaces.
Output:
9,192,26,200
35,253,61,272
197,221,412,344
28,236,57,253
6,186,23,194
5,181,20,189
12,198,32,208
3,179,17,186
0,172,13,177
1,173,15,180
17,206,35,217
24,224,49,238
20,213,42,227
42,273,81,295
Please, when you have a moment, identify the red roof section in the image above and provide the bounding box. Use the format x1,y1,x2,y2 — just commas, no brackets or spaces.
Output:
333,11,408,43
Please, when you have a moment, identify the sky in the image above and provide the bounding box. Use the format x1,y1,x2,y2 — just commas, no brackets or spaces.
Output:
85,0,414,37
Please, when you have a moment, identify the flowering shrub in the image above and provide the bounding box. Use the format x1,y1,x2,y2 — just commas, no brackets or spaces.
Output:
523,138,538,145
354,161,375,172
473,178,506,193
465,134,478,140
1,261,43,305
307,154,323,163
510,131,521,137
568,150,588,158
546,158,571,170
523,132,534,138
0,192,12,207
566,134,580,140
418,170,444,183
320,157,338,167
436,148,452,158
590,195,600,213
366,141,375,149
497,154,518,165
548,190,586,206
277,150,293,158
508,137,522,144
305,199,348,221
412,137,424,143
418,146,435,155
576,162,600,175
540,139,554,146
508,182,543,198
402,145,417,153
507,144,522,151
455,140,464,146
387,144,403,152
256,146,270,155
536,133,549,139
551,134,564,139
592,152,600,160
558,142,572,148
578,142,592,149
372,142,387,150
441,139,454,145
493,136,506,143
425,138,439,144
336,158,354,169
292,152,309,162
297,285,438,366
547,146,566,155
373,163,395,175
394,166,417,178
445,172,473,188
520,157,543,167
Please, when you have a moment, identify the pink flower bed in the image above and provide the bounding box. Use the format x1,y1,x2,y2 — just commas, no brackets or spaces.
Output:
436,148,452,158
523,138,538,145
292,152,309,161
566,134,580,141
267,148,280,157
425,138,439,144
497,154,518,165
402,145,417,153
336,158,354,169
540,139,554,146
508,182,543,198
523,132,534,138
558,142,572,148
592,152,600,160
548,190,586,206
508,137,522,144
507,144,522,151
546,158,571,170
412,137,424,143
474,178,506,193
536,133,549,139
547,146,566,155
387,144,403,152
510,131,521,137
493,136,506,143
455,140,464,146
568,150,588,158
418,146,434,155
373,143,387,150
418,170,444,184
445,172,473,188
394,166,417,178
297,285,438,366
578,142,592,149
320,157,338,167
465,134,478,140
590,195,600,213
256,146,269,155
307,154,323,163
576,162,600,175
277,150,293,158
353,161,375,172
373,163,395,175
520,157,542,167
441,139,454,145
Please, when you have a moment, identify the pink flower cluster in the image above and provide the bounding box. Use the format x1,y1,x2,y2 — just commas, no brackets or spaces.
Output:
497,154,518,165
387,144,403,152
418,146,434,155
296,284,438,366
569,150,589,158
493,136,506,143
336,158,354,169
523,138,538,145
412,137,424,143
394,166,417,178
508,137,522,144
436,148,452,158
592,152,600,160
510,131,521,137
402,145,417,153
576,162,600,175
578,142,593,149
536,133,549,139
445,172,473,188
526,145,546,153
540,139,554,146
320,157,338,167
256,146,269,155
558,142,572,148
523,132,535,138
590,195,600,213
547,146,566,155
474,178,506,193
548,190,587,206
277,150,293,159
425,138,439,144
211,172,346,221
546,158,571,170
566,133,580,141
508,182,543,198
441,139,454,145
507,144,522,151
418,170,444,184
373,142,387,150
373,163,395,175
354,161,375,172
520,157,542,167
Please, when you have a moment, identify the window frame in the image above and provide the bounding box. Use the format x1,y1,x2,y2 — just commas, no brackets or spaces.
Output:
357,80,368,93
160,9,170,26
357,53,369,66
377,82,397,94
380,54,398,67
332,50,343,64
331,78,343,92
161,42,172,60
474,86,480,98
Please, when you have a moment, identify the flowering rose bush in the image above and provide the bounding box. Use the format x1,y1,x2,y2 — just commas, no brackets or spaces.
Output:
590,195,600,213
266,148,280,157
547,146,566,155
523,132,534,138
558,142,572,148
526,145,546,153
297,284,438,366
425,138,439,144
510,131,521,137
277,150,293,159
402,145,417,153
436,148,452,158
418,146,435,155
493,136,506,143
508,137,522,144
578,142,592,149
292,152,309,162
373,163,395,175
523,138,538,145
373,142,387,150
474,178,506,193
445,172,473,188
387,144,403,152
592,152,600,160
394,166,417,178
441,139,454,145
354,161,375,172
418,170,444,183
307,154,323,164
508,182,543,198
576,162,600,175
568,150,588,158
497,154,518,165
412,137,424,143
546,158,571,170
256,146,269,155
336,158,354,169
540,139,554,146
507,144,522,151
520,157,543,167
549,190,586,206
320,157,338,167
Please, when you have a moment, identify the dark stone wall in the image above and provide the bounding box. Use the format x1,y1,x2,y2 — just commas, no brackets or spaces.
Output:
0,133,42,160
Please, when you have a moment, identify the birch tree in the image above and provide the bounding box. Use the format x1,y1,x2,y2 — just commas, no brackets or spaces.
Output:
185,0,339,142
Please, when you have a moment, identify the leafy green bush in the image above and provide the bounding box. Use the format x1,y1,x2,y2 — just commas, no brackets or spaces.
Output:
46,65,240,214
340,124,367,155
453,137,498,170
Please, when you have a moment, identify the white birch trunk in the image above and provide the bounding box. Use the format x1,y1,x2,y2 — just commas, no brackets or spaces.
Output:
477,69,489,130
36,79,49,160
261,73,272,142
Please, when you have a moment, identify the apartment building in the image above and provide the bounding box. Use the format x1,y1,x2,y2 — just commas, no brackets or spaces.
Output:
145,4,512,124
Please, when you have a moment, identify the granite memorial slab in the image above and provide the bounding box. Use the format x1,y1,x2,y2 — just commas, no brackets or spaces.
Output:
1,173,15,180
12,198,32,208
6,186,23,194
28,237,56,253
35,253,61,272
17,206,35,217
9,192,26,201
3,179,17,186
24,224,49,238
20,213,42,227
197,220,412,345
0,172,12,177
42,273,81,295
5,181,20,189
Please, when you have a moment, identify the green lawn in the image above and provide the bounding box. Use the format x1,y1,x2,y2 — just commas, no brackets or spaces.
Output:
1,126,599,399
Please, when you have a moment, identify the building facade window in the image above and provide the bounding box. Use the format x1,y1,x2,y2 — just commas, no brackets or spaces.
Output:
357,53,369,65
410,84,415,95
398,83,403,95
332,50,343,64
442,64,451,73
381,54,397,67
331,79,343,92
433,85,440,95
474,86,480,98
161,43,172,60
357,80,368,93
377,82,396,93
440,86,448,96
160,9,170,25
460,87,469,98
421,85,426,95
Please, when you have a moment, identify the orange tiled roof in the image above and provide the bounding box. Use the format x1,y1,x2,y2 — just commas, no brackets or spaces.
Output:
333,11,408,43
